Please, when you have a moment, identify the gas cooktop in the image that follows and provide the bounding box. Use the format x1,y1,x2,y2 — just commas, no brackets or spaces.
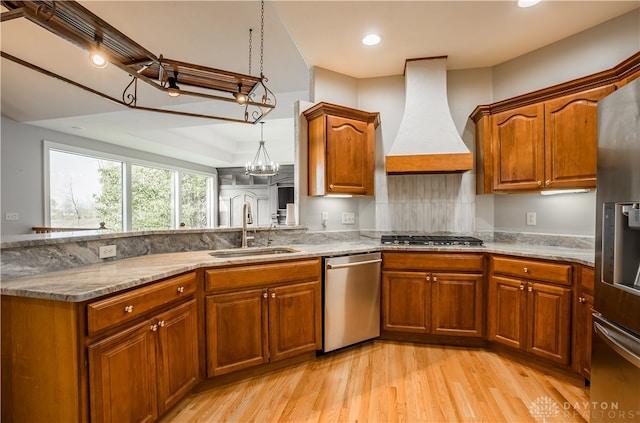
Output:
381,235,484,247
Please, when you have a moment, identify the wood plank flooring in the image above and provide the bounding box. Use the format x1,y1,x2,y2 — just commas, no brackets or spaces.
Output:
160,341,590,423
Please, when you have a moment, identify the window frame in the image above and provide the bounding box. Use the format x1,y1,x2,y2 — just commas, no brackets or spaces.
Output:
44,141,217,231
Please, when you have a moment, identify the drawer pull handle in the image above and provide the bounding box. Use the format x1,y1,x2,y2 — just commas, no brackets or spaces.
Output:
523,267,528,273
124,305,134,313
150,324,158,332
177,286,185,293
158,320,165,328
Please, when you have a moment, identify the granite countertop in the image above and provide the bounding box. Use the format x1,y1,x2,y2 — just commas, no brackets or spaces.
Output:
0,241,594,302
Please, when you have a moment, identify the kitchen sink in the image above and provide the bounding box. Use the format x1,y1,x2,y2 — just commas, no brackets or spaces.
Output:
209,246,300,258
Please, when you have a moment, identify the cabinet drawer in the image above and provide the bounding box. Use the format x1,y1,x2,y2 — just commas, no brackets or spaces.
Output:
87,272,197,336
382,252,484,272
491,256,571,286
205,258,321,292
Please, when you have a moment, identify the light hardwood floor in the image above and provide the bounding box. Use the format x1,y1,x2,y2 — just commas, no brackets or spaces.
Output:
160,341,589,423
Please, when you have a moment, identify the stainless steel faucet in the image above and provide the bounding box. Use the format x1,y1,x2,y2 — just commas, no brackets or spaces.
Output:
241,201,254,248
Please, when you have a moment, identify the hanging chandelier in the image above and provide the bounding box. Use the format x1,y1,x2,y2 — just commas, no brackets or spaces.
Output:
246,122,279,176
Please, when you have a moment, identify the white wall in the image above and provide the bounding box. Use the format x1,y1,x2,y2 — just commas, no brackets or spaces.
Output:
302,9,638,236
0,115,216,235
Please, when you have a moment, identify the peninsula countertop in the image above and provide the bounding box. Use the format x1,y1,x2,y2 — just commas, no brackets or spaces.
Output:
0,241,594,302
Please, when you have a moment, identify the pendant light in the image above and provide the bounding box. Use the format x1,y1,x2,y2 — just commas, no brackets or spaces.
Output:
245,121,279,176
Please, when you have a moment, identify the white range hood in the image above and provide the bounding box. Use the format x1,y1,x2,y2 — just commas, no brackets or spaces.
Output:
386,57,473,174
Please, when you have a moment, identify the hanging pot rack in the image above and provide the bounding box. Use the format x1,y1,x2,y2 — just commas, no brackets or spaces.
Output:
0,0,276,124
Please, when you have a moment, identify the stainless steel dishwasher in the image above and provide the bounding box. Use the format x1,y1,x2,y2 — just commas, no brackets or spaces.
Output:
323,252,382,352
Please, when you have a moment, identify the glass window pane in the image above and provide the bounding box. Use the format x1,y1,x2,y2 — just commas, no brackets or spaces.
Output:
49,150,123,230
131,164,173,230
180,173,209,228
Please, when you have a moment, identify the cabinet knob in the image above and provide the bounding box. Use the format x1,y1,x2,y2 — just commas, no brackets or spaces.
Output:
263,292,268,299
158,320,165,328
520,284,525,291
177,286,185,293
124,305,134,313
150,324,158,332
426,276,431,281
579,297,585,303
329,184,334,190
537,181,542,186
433,276,437,282
523,267,528,273
545,180,551,186
271,292,276,299
528,285,533,292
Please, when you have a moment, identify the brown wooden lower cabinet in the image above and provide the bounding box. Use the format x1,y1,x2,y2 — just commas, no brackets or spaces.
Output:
488,256,573,365
574,266,595,380
89,299,199,423
381,252,485,338
205,259,322,378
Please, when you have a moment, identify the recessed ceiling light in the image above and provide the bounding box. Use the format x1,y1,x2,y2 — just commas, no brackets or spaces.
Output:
362,33,381,46
517,0,542,7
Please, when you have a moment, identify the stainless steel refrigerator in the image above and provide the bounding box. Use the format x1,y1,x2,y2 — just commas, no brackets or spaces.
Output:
591,77,640,422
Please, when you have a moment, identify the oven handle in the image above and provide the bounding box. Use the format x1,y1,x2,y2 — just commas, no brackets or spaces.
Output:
327,259,382,270
593,314,640,369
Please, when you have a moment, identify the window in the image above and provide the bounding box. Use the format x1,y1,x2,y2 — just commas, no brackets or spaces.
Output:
49,149,123,230
45,142,216,231
131,164,173,230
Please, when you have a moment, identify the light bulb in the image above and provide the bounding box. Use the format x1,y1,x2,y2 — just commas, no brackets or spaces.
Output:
90,52,108,69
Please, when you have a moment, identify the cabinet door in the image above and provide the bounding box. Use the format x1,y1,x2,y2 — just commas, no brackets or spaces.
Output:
156,299,199,413
488,276,525,349
382,271,430,333
492,104,545,191
325,115,373,195
88,321,158,423
544,85,614,189
206,290,268,377
268,281,322,362
526,282,572,364
431,273,484,337
575,266,595,379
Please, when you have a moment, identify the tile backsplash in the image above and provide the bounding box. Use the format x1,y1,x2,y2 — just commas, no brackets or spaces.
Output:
380,172,475,232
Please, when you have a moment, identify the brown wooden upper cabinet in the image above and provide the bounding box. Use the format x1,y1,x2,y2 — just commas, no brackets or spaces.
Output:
303,102,379,196
471,51,639,194
482,85,613,193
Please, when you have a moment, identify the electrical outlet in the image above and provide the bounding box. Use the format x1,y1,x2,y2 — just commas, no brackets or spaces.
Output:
99,245,117,259
5,212,19,221
342,212,355,224
526,211,537,226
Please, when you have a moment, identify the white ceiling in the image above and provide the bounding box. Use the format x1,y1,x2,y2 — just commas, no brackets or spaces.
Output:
1,1,638,168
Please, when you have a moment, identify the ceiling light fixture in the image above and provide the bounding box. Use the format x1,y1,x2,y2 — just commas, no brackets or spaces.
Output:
517,0,542,8
246,121,279,176
89,34,108,69
1,0,276,124
166,71,181,97
234,83,249,104
362,33,381,46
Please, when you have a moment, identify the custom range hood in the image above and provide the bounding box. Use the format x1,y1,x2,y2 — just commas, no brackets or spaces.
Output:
386,57,473,174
